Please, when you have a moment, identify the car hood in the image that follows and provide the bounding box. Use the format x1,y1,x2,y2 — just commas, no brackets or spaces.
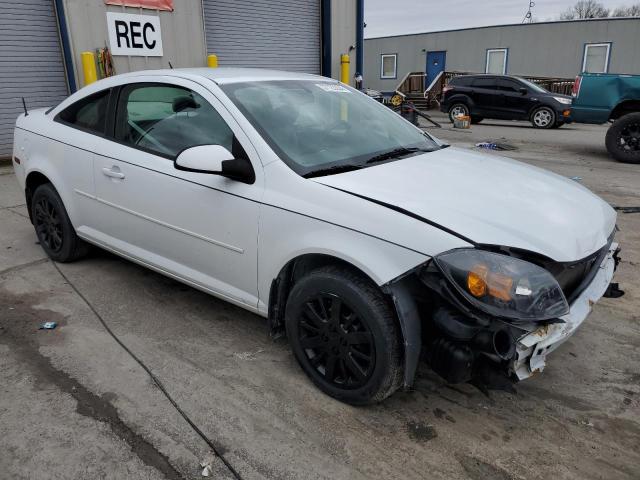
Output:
312,147,616,262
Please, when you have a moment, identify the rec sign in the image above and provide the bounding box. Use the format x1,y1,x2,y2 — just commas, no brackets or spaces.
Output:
106,12,163,56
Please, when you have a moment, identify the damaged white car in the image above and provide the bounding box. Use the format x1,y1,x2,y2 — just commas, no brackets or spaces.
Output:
12,68,621,404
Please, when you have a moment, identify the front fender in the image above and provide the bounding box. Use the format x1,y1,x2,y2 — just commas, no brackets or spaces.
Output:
257,202,430,314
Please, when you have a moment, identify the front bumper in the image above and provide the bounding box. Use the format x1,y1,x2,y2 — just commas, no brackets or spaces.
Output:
511,242,618,380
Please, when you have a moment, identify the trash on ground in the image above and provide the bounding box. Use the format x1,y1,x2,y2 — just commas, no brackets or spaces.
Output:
39,322,57,330
475,141,518,151
570,176,582,182
453,115,470,129
233,348,265,360
200,454,215,477
201,465,212,477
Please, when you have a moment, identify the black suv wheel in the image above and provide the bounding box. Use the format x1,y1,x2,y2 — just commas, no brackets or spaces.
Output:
285,266,403,405
531,106,556,129
448,103,470,123
606,112,640,164
31,183,90,262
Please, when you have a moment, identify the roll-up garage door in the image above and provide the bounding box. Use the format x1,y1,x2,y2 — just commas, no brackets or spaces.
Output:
202,0,320,74
0,0,69,157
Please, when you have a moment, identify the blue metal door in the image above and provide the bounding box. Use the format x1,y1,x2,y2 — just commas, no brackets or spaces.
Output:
426,51,446,87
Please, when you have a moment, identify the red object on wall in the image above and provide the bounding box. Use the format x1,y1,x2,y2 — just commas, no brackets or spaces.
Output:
104,0,174,11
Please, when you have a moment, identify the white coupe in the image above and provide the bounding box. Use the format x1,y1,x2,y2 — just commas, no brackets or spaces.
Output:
12,68,620,404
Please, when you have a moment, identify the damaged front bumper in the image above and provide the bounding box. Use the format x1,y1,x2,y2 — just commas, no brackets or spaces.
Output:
511,242,619,380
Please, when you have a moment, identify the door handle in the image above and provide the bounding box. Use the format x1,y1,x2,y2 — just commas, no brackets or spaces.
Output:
102,167,125,179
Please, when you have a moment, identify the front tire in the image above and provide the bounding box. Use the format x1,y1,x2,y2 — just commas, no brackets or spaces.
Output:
31,183,89,262
285,266,403,405
531,106,556,129
448,103,470,123
605,112,640,164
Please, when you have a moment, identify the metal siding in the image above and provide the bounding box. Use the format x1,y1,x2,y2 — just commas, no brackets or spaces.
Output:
0,0,68,157
364,18,640,92
202,0,321,74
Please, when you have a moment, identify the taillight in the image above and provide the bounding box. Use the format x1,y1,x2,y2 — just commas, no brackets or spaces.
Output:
572,76,582,97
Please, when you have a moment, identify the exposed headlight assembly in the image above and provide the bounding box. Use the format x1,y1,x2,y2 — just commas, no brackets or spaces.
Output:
553,96,572,105
434,249,569,321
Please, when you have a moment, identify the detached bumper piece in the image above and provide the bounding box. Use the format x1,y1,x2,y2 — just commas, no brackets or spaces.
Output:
511,242,619,380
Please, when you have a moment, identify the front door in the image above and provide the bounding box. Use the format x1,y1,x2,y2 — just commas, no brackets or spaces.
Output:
89,79,263,310
425,51,446,88
496,78,534,119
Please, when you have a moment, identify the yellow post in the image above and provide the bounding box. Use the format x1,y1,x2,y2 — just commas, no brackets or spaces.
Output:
340,54,350,85
207,54,218,68
81,51,97,86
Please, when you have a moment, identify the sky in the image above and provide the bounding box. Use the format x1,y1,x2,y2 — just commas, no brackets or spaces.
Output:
364,0,630,38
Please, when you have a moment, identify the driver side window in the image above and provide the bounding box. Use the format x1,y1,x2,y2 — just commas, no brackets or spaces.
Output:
115,83,234,158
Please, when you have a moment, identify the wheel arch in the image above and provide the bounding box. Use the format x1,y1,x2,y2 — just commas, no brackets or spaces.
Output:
267,252,424,390
447,95,474,110
25,170,55,224
268,253,382,336
609,99,640,121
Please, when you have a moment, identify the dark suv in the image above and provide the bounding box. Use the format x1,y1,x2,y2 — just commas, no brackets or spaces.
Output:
440,75,572,129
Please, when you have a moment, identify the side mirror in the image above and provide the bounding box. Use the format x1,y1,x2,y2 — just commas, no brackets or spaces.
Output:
519,88,528,95
174,145,255,184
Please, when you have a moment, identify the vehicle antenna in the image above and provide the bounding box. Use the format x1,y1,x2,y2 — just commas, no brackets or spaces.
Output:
21,97,28,116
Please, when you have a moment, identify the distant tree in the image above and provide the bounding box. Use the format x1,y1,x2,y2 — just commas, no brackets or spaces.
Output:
612,4,640,16
559,0,610,19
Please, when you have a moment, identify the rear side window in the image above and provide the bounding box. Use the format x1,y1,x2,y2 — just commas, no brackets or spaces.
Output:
55,89,111,134
497,79,522,92
450,76,473,87
114,83,234,159
472,78,497,89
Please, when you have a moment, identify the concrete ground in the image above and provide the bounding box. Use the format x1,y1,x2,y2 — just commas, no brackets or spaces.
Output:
1,115,639,480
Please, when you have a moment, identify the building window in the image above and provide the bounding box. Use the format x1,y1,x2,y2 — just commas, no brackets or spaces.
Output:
485,48,508,74
380,54,397,79
582,43,610,73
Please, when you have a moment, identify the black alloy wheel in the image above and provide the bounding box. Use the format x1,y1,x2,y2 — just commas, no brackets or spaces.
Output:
285,266,403,405
31,183,90,262
297,293,375,389
606,112,640,164
33,196,63,253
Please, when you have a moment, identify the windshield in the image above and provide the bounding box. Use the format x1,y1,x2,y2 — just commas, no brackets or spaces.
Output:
517,78,549,94
221,80,440,176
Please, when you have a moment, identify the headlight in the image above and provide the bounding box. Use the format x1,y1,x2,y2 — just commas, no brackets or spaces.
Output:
434,249,569,321
553,96,572,105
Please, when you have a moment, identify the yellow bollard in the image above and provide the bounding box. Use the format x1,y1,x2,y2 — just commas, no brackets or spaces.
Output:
81,51,97,86
207,54,218,68
340,54,350,85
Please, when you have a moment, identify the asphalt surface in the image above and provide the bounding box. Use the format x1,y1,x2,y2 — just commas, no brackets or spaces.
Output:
1,114,639,479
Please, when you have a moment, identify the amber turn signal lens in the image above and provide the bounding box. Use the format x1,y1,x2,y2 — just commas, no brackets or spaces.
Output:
467,264,513,301
467,264,488,297
487,273,513,301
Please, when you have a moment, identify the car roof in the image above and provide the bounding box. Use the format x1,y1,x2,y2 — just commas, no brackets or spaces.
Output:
115,67,327,85
453,74,522,80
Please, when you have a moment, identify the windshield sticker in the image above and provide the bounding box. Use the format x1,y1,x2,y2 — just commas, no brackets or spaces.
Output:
315,83,351,93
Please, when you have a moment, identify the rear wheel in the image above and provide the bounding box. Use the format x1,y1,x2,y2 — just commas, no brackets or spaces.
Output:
605,112,640,164
31,183,89,262
448,103,469,123
285,266,403,405
531,106,556,129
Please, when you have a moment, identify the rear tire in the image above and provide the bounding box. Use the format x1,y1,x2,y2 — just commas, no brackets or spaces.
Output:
448,103,469,123
531,106,556,129
31,183,90,262
605,112,640,164
285,265,403,405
